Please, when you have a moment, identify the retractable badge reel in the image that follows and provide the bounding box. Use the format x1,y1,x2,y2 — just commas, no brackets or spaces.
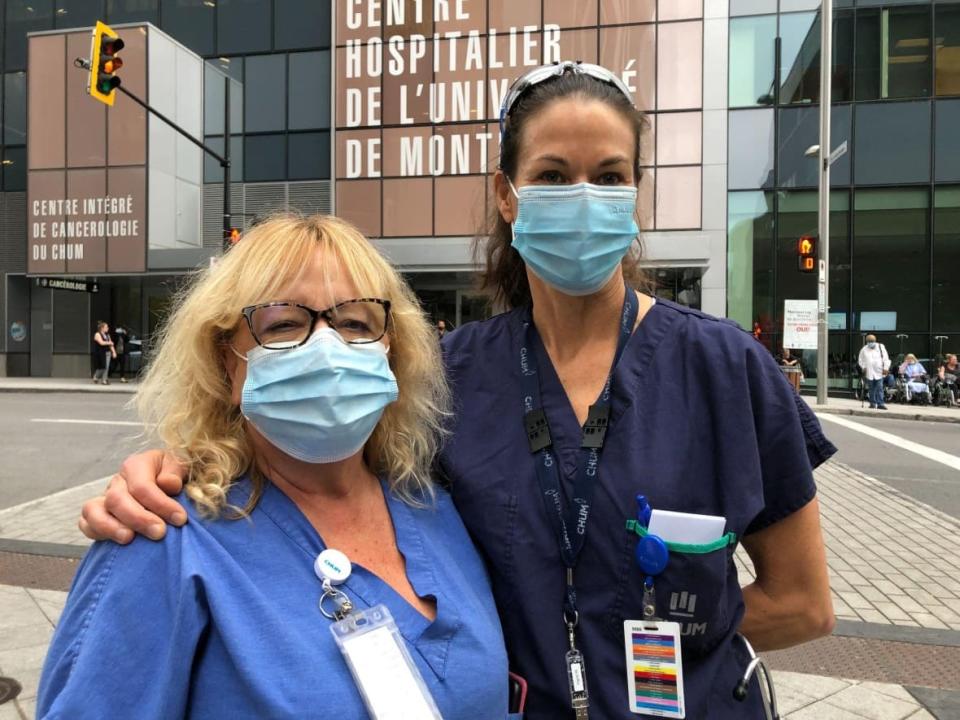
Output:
315,549,442,720
623,495,686,718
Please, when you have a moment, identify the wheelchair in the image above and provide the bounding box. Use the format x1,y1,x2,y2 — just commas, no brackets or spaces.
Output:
932,379,958,407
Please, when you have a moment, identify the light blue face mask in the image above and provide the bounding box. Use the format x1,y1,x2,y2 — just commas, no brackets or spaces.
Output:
509,181,639,296
238,328,398,464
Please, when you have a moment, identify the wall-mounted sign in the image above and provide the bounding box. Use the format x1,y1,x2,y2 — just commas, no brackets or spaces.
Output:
9,321,27,343
335,0,677,238
36,277,100,293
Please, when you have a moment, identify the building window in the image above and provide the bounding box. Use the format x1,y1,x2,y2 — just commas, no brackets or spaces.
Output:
933,187,960,333
217,0,271,55
729,108,774,190
54,0,103,29
5,0,54,71
204,59,244,136
2,146,26,191
853,188,930,333
779,12,820,105
775,190,851,340
936,4,960,96
729,15,777,107
244,54,286,133
160,0,215,57
275,0,331,51
3,73,27,146
855,6,933,101
288,132,330,180
727,191,774,333
203,135,242,183
245,134,286,182
778,105,851,188
935,100,960,183
288,51,330,131
106,0,159,24
854,101,930,185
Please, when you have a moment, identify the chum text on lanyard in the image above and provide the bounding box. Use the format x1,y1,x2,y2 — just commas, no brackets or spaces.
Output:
519,287,638,720
314,549,443,720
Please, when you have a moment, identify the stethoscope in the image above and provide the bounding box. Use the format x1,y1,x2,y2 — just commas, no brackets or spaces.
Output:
734,633,780,720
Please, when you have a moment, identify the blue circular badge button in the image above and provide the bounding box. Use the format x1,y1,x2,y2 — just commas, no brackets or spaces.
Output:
635,534,669,578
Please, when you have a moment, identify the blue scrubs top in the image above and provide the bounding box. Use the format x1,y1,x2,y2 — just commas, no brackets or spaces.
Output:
38,478,509,719
439,299,836,720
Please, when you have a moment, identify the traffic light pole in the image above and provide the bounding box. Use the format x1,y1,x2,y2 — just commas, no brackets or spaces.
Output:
816,0,832,406
222,77,232,253
74,57,232,251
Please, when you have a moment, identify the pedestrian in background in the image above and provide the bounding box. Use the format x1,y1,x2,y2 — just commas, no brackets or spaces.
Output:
436,319,447,339
858,334,890,409
113,326,129,383
92,321,115,385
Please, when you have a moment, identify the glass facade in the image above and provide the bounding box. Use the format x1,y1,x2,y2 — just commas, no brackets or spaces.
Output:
727,1,959,392
0,0,332,188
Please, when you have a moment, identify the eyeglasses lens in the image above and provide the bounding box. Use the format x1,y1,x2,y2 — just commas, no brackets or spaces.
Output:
251,301,387,348
328,301,387,344
251,305,313,349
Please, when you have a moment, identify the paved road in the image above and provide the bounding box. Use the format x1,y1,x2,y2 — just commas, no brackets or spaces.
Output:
817,412,960,520
0,392,143,510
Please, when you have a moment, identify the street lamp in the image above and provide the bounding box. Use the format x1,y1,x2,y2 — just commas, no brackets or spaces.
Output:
814,0,834,406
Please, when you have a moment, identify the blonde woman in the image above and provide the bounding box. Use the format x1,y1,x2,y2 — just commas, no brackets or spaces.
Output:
39,215,510,719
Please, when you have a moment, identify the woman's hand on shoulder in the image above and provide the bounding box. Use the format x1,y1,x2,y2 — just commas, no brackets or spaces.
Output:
79,450,188,543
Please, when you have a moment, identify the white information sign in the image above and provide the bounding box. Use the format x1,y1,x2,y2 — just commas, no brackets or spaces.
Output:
784,300,819,350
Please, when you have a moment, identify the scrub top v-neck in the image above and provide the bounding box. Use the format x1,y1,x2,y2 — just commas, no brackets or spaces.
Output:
39,477,510,719
439,297,836,720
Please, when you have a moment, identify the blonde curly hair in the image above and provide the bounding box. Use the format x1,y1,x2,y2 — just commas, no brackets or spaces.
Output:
136,213,450,517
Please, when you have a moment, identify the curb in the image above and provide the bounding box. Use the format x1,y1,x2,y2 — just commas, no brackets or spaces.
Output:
0,385,137,394
811,406,960,425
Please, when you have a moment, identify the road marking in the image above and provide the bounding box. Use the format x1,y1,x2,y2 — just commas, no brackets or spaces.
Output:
30,418,143,427
817,413,960,472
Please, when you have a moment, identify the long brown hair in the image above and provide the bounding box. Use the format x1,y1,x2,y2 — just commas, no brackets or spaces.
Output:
476,71,653,310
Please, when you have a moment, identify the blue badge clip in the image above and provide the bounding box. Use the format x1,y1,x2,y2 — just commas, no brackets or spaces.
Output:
635,534,669,577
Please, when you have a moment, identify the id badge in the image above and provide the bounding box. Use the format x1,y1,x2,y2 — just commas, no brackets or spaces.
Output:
330,604,442,720
623,620,685,718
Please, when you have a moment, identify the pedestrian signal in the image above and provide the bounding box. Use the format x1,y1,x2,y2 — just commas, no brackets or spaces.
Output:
797,235,816,273
89,21,124,106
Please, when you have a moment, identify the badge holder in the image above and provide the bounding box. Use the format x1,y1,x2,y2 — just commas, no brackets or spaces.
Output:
330,605,442,720
316,550,442,720
623,495,686,719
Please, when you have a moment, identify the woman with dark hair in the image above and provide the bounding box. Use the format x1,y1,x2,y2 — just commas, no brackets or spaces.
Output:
80,63,835,719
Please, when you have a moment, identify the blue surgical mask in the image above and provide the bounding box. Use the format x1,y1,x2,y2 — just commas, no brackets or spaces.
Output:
868,341,877,349
238,328,398,464
509,181,639,296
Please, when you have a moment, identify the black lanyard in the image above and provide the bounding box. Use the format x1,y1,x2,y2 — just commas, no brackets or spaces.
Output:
519,287,638,622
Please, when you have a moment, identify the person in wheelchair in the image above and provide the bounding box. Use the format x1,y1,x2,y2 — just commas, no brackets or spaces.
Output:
899,354,931,404
935,354,959,406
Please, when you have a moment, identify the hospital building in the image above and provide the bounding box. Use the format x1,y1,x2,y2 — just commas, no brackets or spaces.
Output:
0,0,956,395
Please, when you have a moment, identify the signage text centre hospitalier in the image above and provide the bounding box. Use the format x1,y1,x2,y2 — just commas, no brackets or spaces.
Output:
339,1,643,180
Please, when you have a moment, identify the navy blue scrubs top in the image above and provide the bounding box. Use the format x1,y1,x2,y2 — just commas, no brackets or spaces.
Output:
439,298,836,720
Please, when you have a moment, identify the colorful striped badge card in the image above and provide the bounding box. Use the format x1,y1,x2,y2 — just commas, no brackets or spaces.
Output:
623,620,685,718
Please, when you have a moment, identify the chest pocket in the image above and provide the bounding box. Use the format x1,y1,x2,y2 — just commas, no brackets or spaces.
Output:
626,521,736,658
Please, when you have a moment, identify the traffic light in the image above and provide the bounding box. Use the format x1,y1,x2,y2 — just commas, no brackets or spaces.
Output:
89,21,124,106
227,227,241,244
797,235,816,273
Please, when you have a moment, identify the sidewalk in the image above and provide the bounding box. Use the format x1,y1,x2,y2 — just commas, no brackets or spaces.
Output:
0,377,137,394
1,460,959,717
